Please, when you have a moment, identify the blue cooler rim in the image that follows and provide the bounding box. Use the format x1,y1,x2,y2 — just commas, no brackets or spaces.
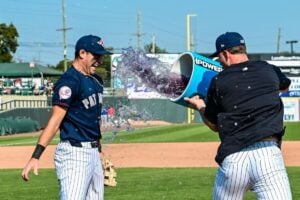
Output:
170,51,195,102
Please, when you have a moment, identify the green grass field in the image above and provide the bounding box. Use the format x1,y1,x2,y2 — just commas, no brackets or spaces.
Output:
0,122,299,199
0,167,299,200
0,122,299,146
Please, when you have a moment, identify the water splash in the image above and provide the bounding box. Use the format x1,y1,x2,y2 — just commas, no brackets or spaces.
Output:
103,103,152,143
103,48,188,143
115,47,189,99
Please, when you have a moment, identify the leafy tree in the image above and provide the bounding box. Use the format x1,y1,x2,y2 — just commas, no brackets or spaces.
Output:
278,51,294,56
55,59,73,72
100,55,112,87
144,43,167,53
0,23,19,62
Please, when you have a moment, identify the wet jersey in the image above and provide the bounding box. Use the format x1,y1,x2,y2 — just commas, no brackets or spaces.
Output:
204,61,291,165
52,66,103,142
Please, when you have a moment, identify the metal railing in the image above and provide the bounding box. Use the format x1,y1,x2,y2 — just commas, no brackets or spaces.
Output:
0,88,126,112
0,99,52,112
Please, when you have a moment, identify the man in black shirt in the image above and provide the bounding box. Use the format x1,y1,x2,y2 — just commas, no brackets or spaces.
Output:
185,32,292,200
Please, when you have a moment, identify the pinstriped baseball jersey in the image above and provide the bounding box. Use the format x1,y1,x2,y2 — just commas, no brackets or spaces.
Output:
52,66,103,142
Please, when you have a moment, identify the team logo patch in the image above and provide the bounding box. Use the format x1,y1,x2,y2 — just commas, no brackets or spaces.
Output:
59,86,72,99
97,39,104,47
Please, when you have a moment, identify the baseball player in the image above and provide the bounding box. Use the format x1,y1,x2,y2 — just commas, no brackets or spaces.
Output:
21,34,112,200
185,32,292,199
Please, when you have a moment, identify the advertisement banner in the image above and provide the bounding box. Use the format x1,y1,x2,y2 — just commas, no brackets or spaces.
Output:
280,77,300,97
282,98,300,121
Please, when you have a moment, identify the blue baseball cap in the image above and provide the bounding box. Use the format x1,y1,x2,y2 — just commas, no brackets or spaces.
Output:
210,32,245,57
75,35,112,55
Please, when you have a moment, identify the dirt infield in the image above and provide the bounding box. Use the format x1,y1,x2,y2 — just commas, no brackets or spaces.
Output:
1,141,300,169
1,121,299,169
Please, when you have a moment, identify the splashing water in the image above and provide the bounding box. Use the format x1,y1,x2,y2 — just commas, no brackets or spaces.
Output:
103,102,152,143
115,47,189,99
104,48,188,143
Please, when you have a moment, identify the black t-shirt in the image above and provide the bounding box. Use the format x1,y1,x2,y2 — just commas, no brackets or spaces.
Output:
204,60,291,165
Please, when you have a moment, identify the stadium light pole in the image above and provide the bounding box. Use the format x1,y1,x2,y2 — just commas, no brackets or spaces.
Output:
286,40,298,56
186,14,197,51
186,14,197,124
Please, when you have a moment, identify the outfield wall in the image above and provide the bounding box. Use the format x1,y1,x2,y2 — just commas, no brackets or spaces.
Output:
102,97,203,123
103,97,300,123
0,97,298,134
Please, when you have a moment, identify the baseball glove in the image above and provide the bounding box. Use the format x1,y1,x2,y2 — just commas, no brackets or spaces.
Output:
102,158,117,187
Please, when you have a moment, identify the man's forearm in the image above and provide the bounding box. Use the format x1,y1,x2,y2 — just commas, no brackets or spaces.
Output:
198,107,218,132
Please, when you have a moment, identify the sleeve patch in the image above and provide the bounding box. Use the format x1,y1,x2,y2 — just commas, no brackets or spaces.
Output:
59,86,72,99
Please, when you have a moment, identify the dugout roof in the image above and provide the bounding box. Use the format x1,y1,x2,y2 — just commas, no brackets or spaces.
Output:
0,63,63,77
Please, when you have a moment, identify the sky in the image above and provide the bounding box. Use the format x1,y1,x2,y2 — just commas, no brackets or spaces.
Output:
0,0,300,66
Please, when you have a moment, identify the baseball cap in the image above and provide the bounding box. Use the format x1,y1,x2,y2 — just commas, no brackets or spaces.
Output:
75,35,112,55
210,32,245,57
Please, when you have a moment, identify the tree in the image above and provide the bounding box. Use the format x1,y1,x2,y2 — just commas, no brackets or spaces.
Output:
100,54,112,87
0,23,19,62
144,43,167,53
55,59,73,72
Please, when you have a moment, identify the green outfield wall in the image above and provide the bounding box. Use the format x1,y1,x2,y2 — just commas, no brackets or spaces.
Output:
0,97,202,134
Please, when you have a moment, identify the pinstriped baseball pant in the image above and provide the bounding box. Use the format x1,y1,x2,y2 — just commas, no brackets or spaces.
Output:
54,141,104,200
213,141,292,200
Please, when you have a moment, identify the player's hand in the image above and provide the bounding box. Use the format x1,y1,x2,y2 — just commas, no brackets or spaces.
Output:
99,150,106,160
184,95,206,110
21,158,39,181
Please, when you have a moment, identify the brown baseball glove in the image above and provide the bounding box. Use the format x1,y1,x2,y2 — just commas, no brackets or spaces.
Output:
102,158,117,187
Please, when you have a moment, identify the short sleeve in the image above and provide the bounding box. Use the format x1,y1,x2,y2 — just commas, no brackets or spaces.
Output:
272,65,291,90
52,75,79,108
